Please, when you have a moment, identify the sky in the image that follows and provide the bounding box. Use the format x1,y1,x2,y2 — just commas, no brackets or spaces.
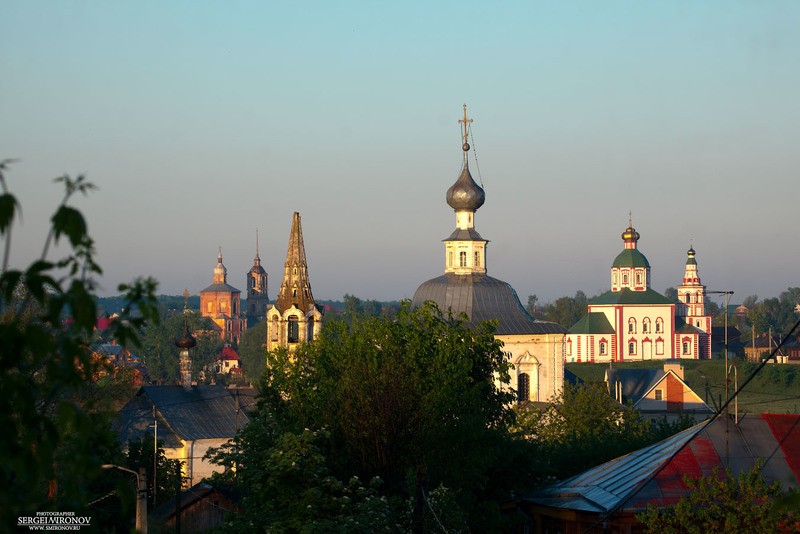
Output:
1,1,798,306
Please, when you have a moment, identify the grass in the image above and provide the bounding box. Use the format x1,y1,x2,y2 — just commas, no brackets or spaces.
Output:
566,359,800,415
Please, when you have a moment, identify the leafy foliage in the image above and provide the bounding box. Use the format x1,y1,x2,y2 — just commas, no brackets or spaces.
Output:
237,319,266,380
513,383,693,484
0,162,158,528
637,466,800,533
124,438,185,508
208,302,529,531
539,291,589,328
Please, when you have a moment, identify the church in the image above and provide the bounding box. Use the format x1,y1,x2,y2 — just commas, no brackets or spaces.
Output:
199,250,246,344
412,107,566,403
565,223,712,362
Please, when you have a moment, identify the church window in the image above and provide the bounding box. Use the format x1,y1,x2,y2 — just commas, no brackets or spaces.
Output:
642,318,650,334
448,251,453,266
654,389,663,401
459,251,467,267
656,339,664,354
636,272,642,285
566,339,572,356
599,341,607,355
682,341,691,355
623,272,629,284
288,316,299,343
307,316,315,340
271,317,278,342
293,267,297,275
207,302,212,313
628,318,636,334
629,342,636,355
518,373,530,404
292,288,297,297
613,272,618,286
655,318,664,333
474,251,480,267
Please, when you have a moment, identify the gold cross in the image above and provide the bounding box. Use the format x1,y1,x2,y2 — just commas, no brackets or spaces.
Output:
458,103,473,145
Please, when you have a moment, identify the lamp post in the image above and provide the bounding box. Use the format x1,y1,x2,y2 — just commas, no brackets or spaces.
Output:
728,364,738,424
708,290,734,412
101,464,147,533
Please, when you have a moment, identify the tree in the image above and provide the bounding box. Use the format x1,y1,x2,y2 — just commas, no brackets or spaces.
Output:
637,466,800,533
526,294,538,317
0,162,158,528
512,383,692,484
237,319,266,380
124,438,184,508
208,302,530,531
541,291,588,328
664,286,679,304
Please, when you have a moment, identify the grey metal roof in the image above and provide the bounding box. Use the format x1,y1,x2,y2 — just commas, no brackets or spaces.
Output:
411,273,566,336
114,385,257,447
200,282,241,294
443,228,486,242
446,164,485,211
605,368,664,404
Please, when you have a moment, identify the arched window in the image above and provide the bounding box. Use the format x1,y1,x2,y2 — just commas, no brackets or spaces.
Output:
599,341,607,355
642,318,651,334
307,316,315,340
271,316,279,342
636,272,642,285
623,272,629,284
518,373,530,404
682,340,691,355
288,315,299,343
628,318,636,334
459,251,467,267
474,251,480,267
655,318,664,333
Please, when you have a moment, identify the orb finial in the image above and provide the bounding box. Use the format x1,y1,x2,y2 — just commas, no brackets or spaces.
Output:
459,103,473,156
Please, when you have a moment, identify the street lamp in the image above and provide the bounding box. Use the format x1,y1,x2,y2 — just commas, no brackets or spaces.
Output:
101,464,147,533
708,290,734,412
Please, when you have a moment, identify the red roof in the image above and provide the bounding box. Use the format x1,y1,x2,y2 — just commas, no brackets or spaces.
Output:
217,347,240,361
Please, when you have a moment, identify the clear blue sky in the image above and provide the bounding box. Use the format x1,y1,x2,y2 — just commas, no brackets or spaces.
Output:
2,1,798,305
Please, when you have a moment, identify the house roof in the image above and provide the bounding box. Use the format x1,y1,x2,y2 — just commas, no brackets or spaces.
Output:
590,288,673,306
524,413,800,516
200,282,241,294
114,385,257,447
605,368,664,405
569,312,616,334
153,481,240,522
218,346,240,361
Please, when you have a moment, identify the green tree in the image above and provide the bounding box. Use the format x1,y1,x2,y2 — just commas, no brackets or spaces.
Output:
238,319,266,380
541,291,588,328
0,162,158,528
124,438,184,508
526,294,539,317
637,466,800,533
664,286,679,304
513,383,691,484
137,310,223,383
208,302,529,531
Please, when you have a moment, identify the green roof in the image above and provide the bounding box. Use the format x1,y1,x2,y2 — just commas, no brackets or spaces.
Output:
569,312,616,334
590,288,673,305
675,317,704,334
612,249,650,268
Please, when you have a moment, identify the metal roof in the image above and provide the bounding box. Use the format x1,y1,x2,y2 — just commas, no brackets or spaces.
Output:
525,413,800,515
200,282,241,294
605,368,664,404
611,248,650,268
569,312,616,334
114,385,257,447
411,273,566,336
591,288,673,305
443,228,486,242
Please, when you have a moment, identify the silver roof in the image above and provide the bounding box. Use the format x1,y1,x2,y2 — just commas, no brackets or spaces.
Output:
411,273,566,336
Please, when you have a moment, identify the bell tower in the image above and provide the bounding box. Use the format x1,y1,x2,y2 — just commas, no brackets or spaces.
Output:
246,229,269,326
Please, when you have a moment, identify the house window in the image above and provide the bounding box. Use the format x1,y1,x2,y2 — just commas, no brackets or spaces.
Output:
655,389,663,401
288,316,299,343
655,318,663,333
459,251,467,267
629,342,636,355
643,318,650,334
628,318,636,334
518,373,530,404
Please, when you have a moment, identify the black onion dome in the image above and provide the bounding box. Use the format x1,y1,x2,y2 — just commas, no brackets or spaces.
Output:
446,164,485,211
175,324,197,349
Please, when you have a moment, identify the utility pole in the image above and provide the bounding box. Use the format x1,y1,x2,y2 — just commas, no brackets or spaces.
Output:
102,464,147,533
